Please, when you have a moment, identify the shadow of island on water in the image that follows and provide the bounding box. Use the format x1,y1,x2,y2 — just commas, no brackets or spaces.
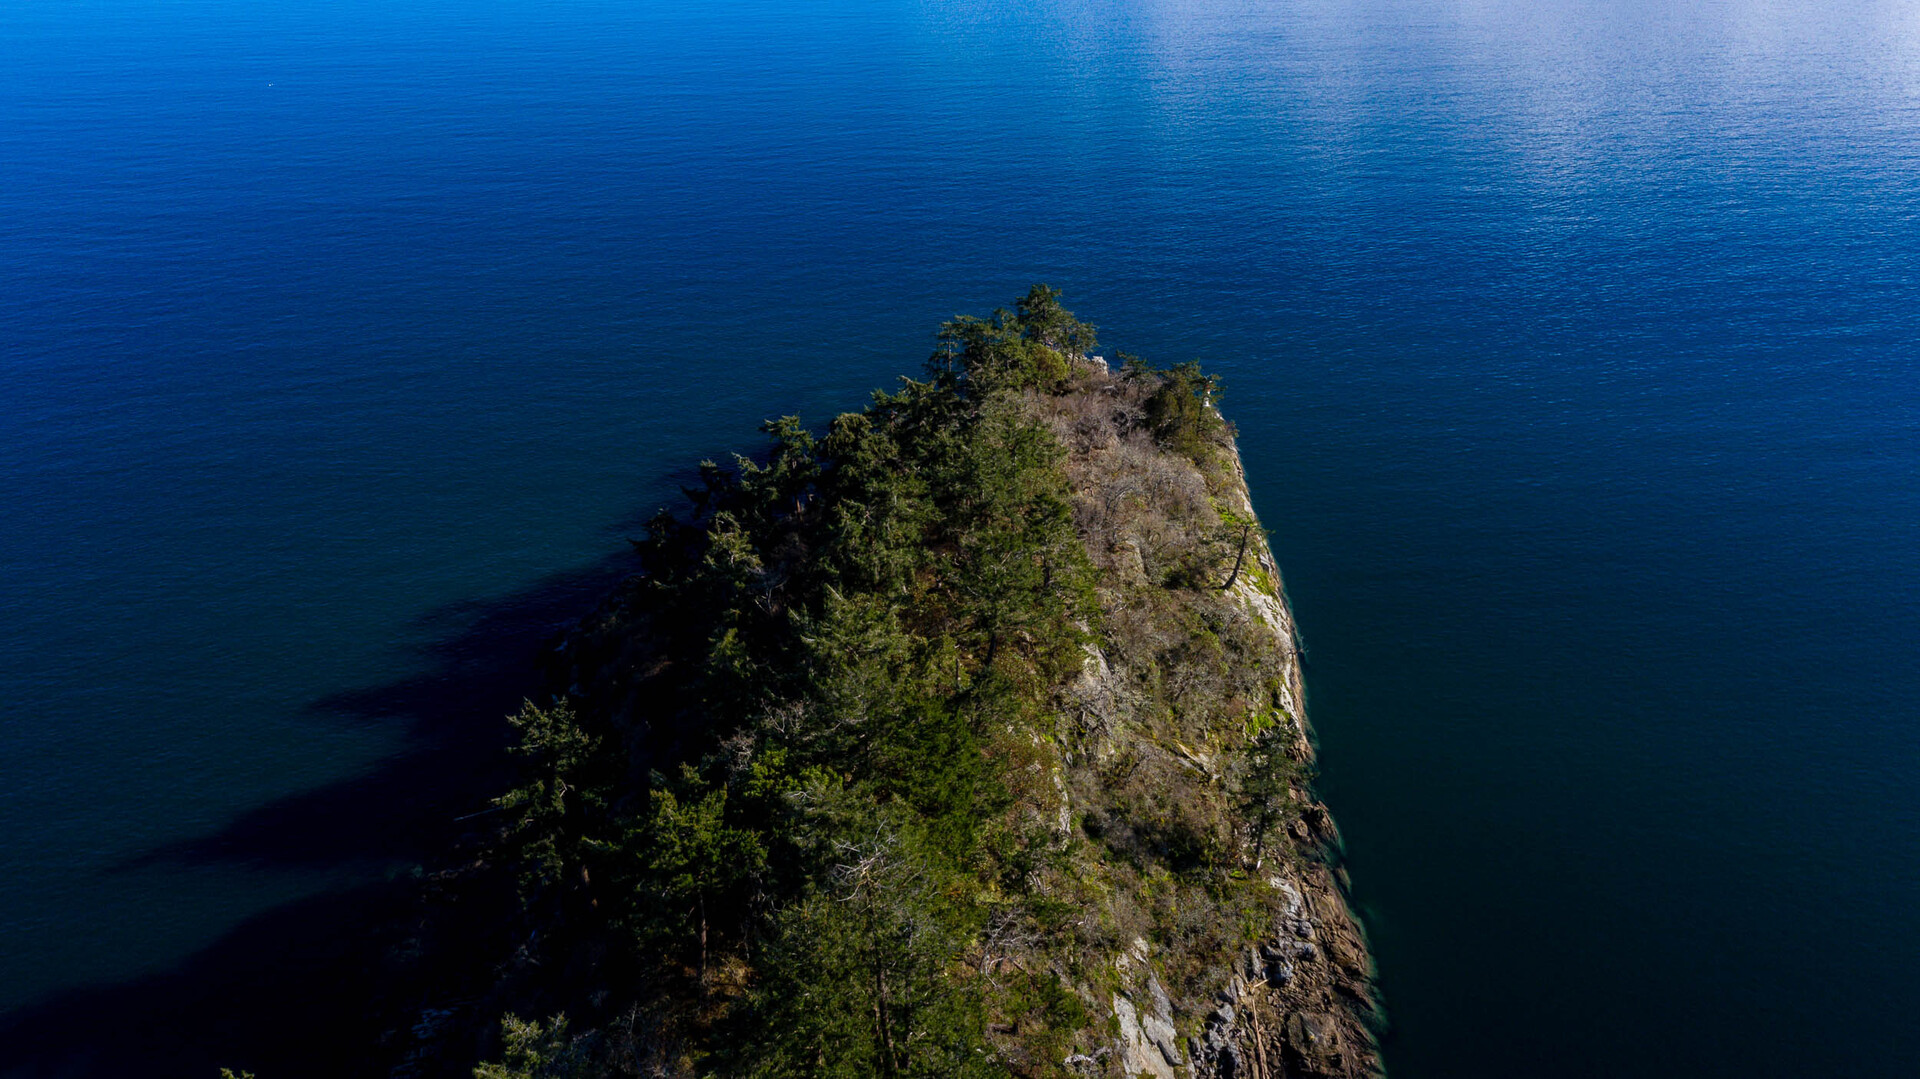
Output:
0,535,652,1079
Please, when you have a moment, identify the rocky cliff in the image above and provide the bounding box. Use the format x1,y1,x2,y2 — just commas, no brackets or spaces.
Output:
1034,372,1382,1079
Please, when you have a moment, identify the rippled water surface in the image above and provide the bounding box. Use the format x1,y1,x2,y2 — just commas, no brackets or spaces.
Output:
4,0,1919,1074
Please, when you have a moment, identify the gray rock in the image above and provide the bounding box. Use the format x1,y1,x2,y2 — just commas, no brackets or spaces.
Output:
1272,938,1317,962
1143,1012,1182,1065
1285,1010,1343,1064
1140,975,1183,1065
1149,975,1174,1020
1111,995,1175,1079
1270,875,1304,916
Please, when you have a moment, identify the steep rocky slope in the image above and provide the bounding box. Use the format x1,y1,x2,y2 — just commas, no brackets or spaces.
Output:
1031,369,1382,1079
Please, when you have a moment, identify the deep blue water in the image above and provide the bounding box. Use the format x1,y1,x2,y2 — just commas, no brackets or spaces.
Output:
4,0,1919,1074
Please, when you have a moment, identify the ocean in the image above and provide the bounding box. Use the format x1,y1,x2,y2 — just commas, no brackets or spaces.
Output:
3,0,1918,1073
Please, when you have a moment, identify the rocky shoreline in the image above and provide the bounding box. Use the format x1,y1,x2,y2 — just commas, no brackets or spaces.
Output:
1195,440,1383,1079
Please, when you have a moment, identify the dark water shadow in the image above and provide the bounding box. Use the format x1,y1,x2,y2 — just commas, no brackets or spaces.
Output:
121,549,644,873
105,470,716,875
0,539,651,1078
0,882,422,1079
0,453,746,1078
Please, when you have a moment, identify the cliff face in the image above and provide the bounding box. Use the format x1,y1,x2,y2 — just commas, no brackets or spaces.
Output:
1030,373,1382,1079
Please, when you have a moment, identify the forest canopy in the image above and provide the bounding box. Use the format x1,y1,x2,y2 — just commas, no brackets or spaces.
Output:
429,287,1326,1079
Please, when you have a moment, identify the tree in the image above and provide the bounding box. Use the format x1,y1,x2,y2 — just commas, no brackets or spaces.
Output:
1144,360,1224,461
493,700,605,899
931,286,1098,394
734,801,995,1079
474,1013,591,1079
1013,283,1097,357
629,765,767,984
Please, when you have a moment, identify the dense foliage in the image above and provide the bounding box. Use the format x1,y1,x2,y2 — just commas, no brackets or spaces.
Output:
448,287,1324,1079
469,288,1114,1075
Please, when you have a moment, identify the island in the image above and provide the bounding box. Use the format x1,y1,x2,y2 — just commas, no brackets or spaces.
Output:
380,288,1382,1079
